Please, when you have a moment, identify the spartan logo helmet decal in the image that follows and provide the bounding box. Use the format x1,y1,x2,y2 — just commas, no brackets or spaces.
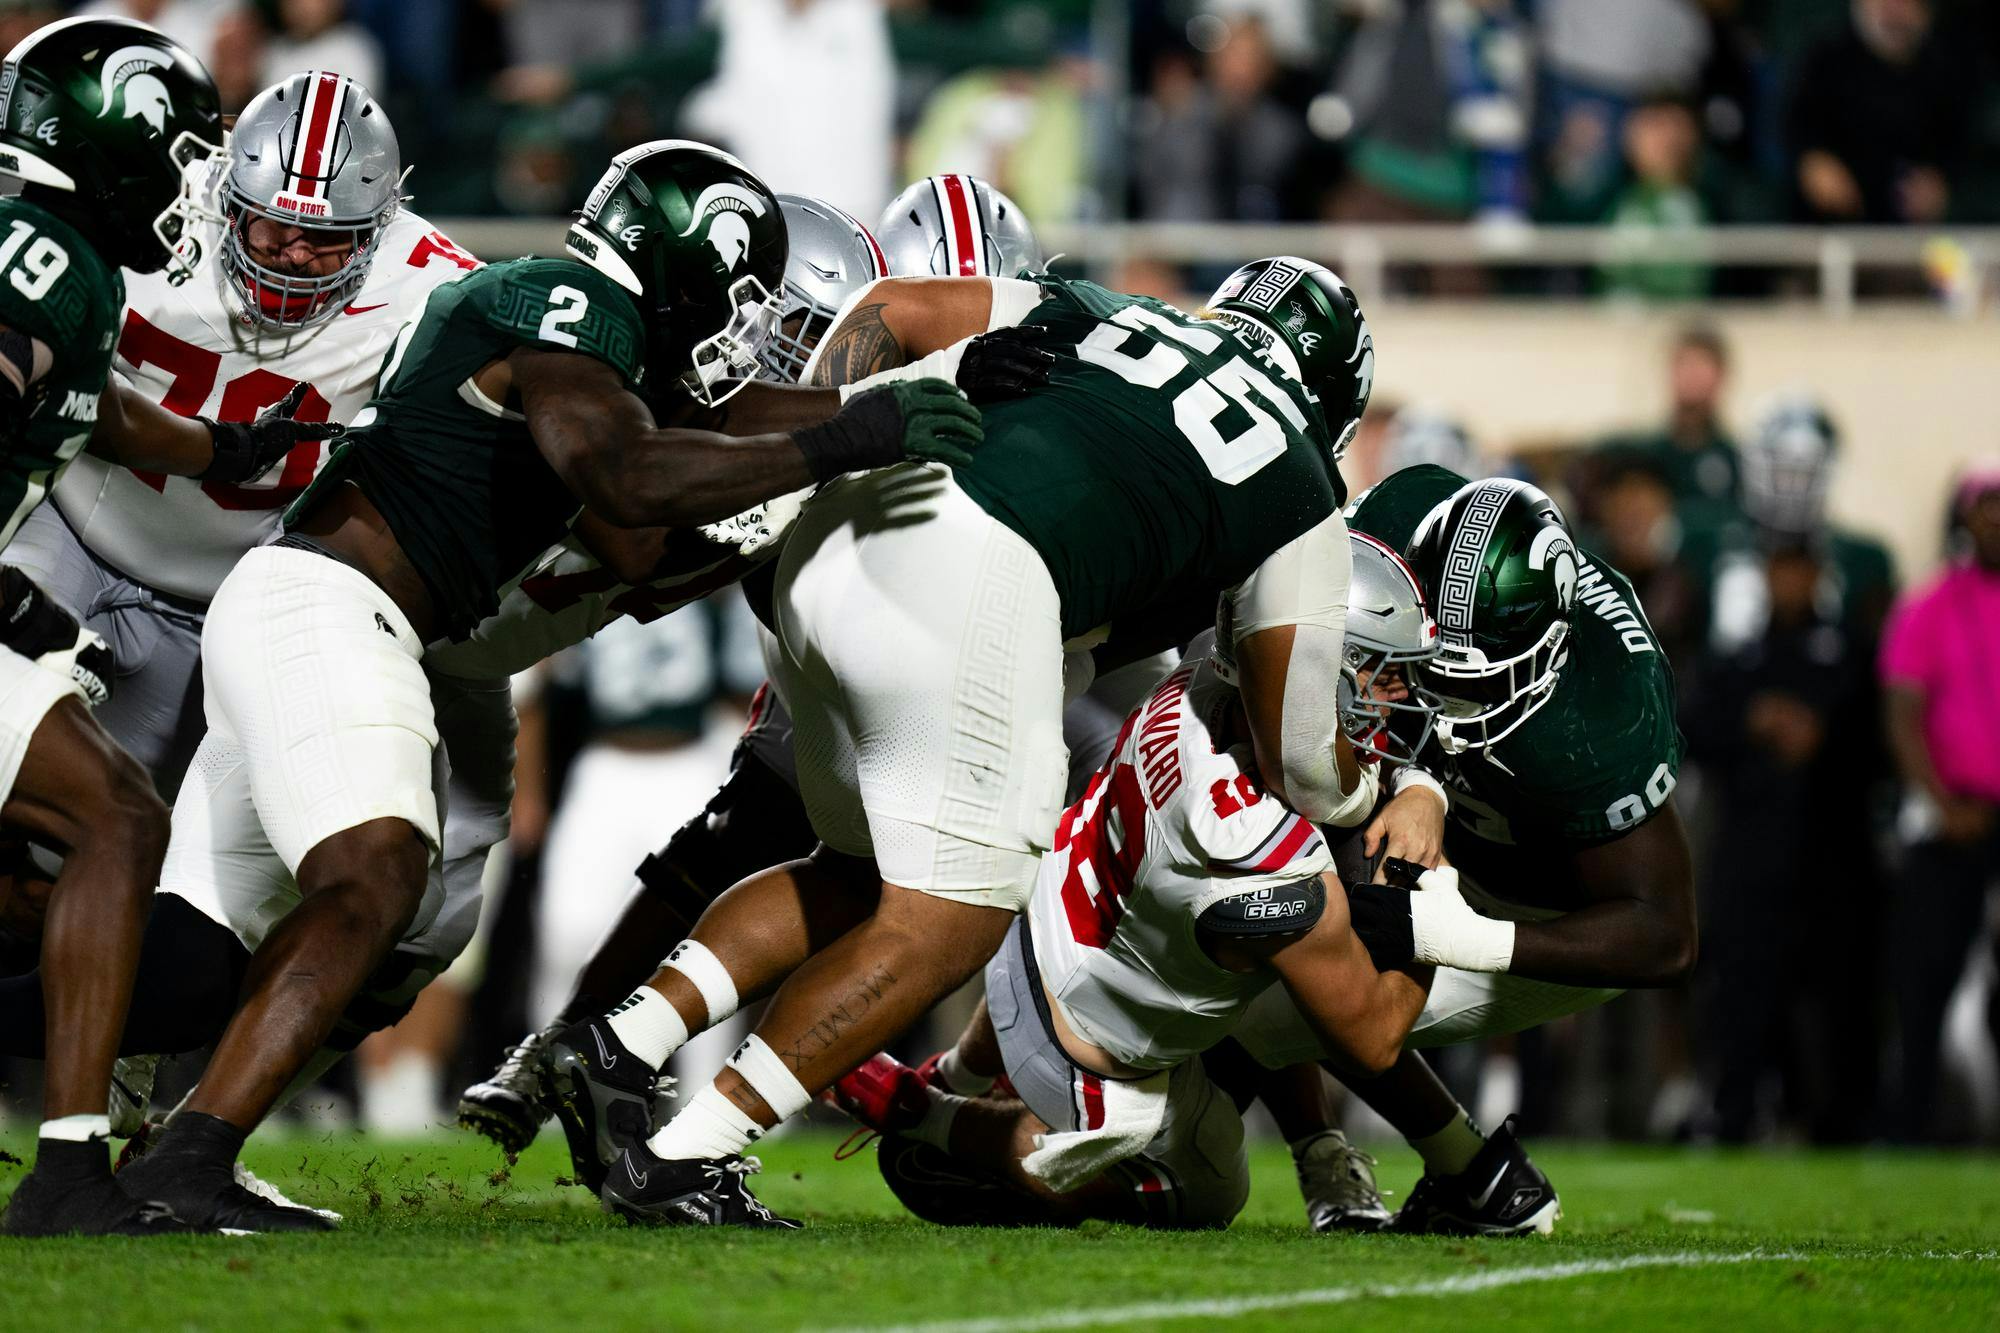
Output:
678,181,768,272
1348,319,1375,405
1528,524,1579,610
98,45,175,135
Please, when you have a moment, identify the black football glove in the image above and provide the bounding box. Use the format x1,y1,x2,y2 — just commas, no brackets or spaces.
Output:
955,324,1057,405
0,565,113,707
792,378,985,483
1344,880,1416,973
197,381,342,485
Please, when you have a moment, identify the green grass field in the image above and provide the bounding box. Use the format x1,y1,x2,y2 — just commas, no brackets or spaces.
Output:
3,1127,1998,1330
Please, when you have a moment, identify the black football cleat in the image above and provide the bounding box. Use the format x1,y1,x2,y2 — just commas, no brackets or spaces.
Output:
541,1017,666,1192
599,1145,800,1229
2,1167,201,1237
1391,1116,1560,1237
875,1133,1065,1228
459,1023,560,1158
115,1148,334,1233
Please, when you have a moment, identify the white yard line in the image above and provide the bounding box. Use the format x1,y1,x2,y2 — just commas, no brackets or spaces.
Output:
837,1250,1809,1333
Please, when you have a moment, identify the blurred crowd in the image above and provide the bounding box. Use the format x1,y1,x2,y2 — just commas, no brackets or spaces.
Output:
8,1,1996,257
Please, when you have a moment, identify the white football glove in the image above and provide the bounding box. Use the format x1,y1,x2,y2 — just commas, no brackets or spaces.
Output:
698,485,810,558
1407,866,1516,973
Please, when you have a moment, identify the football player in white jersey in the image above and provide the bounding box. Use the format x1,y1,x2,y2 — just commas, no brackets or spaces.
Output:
0,72,502,1215
6,68,480,800
825,536,1442,1229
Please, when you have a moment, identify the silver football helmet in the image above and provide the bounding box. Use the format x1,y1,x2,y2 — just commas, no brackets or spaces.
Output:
221,71,404,328
1338,531,1444,766
757,194,892,384
876,174,1041,278
1742,392,1838,538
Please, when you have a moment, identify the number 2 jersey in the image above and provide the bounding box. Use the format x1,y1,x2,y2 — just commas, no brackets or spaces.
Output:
956,275,1345,657
1349,464,1686,911
0,197,122,549
48,206,479,600
1028,650,1334,1073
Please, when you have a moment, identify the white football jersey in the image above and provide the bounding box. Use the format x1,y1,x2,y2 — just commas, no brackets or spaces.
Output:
1028,653,1334,1072
51,208,480,600
423,533,763,682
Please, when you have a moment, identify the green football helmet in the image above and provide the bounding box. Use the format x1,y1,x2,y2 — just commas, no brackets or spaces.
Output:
563,138,787,406
1404,478,1579,753
1205,256,1373,465
0,16,223,280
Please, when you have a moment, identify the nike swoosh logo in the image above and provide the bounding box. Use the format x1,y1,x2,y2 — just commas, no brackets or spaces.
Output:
343,302,388,315
1469,1160,1511,1209
592,1028,618,1069
628,1162,648,1189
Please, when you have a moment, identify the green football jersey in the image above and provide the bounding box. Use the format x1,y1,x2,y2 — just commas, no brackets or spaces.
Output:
0,198,122,548
1351,465,1686,909
290,257,647,639
954,276,1343,655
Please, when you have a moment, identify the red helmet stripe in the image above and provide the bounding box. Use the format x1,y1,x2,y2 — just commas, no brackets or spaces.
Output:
294,72,344,198
859,221,889,279
937,173,980,276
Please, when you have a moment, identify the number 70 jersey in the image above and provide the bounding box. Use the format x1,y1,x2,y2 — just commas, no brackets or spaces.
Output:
49,208,480,601
953,275,1345,655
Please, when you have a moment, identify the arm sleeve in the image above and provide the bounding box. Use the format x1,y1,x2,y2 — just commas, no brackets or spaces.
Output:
1227,512,1377,825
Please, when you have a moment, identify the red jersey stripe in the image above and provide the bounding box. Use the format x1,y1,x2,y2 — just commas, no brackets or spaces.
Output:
1079,1074,1105,1131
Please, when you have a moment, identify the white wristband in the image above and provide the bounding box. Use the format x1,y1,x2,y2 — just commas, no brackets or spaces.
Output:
1390,766,1448,812
1409,870,1515,973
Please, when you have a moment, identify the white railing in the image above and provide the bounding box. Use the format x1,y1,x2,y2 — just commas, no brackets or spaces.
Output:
434,218,2000,315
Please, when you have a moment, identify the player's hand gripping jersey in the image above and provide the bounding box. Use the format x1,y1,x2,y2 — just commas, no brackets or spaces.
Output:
49,209,478,600
1349,465,1686,910
1028,649,1334,1072
953,275,1345,658
0,198,123,547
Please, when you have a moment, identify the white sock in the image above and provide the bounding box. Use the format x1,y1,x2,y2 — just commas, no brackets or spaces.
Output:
603,988,689,1070
648,1085,761,1162
40,1113,110,1142
1409,1109,1485,1177
934,1047,995,1097
907,1090,966,1151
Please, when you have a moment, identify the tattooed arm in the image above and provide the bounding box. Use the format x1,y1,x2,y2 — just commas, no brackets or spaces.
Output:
808,276,1042,388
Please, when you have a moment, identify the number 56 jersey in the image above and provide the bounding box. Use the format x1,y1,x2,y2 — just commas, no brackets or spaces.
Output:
1028,648,1334,1073
49,208,479,601
956,275,1344,658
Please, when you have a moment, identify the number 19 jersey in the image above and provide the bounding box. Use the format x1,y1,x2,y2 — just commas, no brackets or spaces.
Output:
1029,651,1334,1072
0,197,122,549
956,276,1343,654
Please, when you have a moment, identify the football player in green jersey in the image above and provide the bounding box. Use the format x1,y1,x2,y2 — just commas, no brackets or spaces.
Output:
0,16,342,1237
1231,467,1697,1236
546,256,1385,1227
113,138,1001,1232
